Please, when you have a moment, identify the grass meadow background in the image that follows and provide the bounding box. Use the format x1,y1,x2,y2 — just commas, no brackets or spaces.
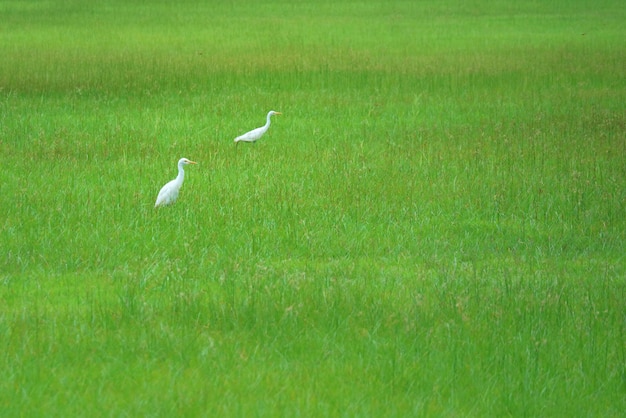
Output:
1,0,625,415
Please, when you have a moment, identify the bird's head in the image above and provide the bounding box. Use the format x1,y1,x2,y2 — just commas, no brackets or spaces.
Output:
179,158,197,165
269,110,282,116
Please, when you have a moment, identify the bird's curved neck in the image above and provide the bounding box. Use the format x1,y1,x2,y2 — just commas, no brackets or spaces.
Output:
264,113,273,129
176,163,185,182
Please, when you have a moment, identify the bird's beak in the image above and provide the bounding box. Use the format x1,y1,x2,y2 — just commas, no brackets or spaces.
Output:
275,112,282,115
189,161,197,164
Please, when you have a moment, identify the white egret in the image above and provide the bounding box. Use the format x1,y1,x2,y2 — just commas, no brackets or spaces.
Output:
234,110,282,145
154,158,197,208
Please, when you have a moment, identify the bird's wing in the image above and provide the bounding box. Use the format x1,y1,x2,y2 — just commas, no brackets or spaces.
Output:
236,126,264,142
155,180,177,206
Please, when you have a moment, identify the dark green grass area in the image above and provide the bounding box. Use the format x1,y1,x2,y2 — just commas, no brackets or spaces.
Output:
2,264,625,416
1,0,625,415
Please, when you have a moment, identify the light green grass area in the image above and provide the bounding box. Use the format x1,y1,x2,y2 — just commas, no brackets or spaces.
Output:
1,0,625,416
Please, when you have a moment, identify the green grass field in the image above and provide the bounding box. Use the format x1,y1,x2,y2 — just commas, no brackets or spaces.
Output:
1,0,625,416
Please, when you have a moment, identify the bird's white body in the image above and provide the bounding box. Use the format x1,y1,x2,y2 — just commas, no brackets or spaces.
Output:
234,110,282,144
154,158,197,208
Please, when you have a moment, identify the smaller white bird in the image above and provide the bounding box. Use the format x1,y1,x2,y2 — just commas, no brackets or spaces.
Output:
154,158,197,208
234,110,282,145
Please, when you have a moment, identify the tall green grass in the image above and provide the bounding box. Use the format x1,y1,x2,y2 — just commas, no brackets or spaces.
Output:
1,0,625,416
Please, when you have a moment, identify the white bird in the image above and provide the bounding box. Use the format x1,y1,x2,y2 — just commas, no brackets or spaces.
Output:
154,158,197,208
234,110,282,145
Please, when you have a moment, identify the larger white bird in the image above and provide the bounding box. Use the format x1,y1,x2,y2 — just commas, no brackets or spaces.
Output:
234,110,282,145
154,158,197,208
